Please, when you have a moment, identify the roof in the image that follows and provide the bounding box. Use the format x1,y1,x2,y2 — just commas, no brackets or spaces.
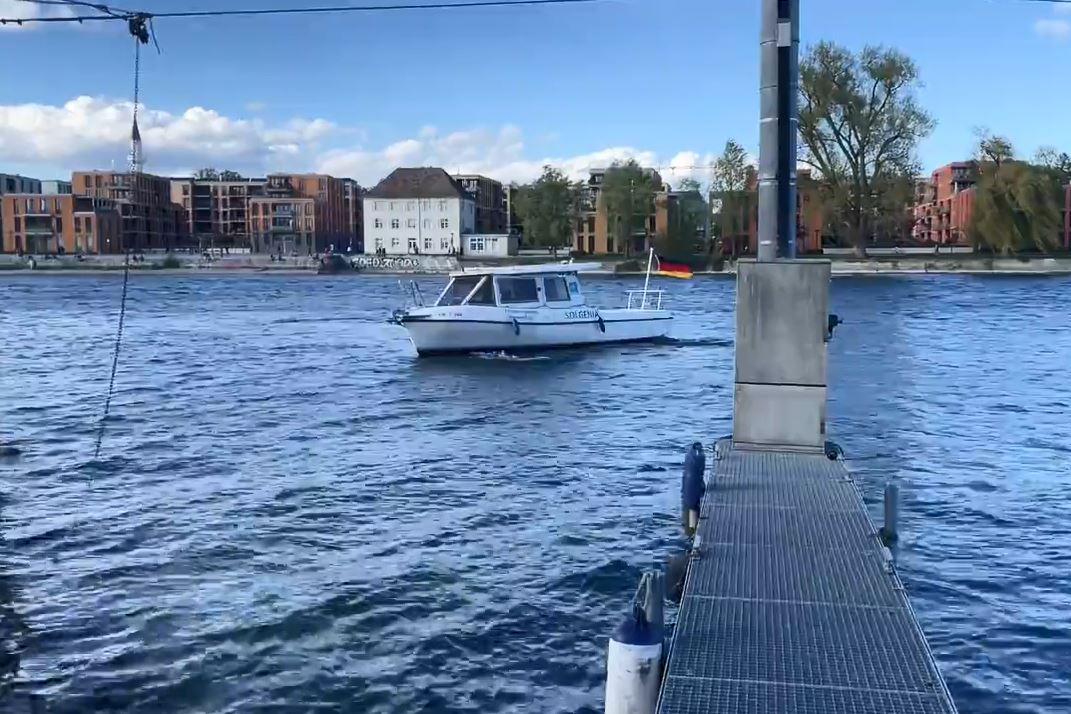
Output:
449,262,603,277
365,167,465,199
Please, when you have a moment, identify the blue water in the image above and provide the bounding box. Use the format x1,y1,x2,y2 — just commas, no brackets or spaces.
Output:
0,273,1069,713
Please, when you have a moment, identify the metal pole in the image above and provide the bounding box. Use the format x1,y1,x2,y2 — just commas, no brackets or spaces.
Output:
641,247,655,308
758,0,799,261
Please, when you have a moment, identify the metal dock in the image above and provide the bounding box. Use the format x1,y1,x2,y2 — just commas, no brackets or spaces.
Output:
657,444,958,714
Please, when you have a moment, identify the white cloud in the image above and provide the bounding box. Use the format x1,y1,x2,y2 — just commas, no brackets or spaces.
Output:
1035,5,1071,41
1035,17,1071,40
0,96,336,174
0,95,726,188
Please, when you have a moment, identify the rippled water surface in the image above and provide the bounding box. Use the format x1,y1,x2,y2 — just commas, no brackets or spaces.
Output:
1,273,1069,713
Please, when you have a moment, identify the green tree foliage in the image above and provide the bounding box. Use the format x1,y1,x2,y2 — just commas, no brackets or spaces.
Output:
799,42,935,253
513,165,580,250
1035,146,1071,185
192,168,244,181
971,136,1063,255
602,160,657,257
710,140,755,254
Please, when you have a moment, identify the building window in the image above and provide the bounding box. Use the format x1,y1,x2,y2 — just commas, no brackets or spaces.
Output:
391,218,400,229
374,218,383,229
423,237,431,251
438,200,447,211
391,237,400,249
440,218,450,229
407,218,416,228
408,238,417,253
56,217,63,233
469,236,486,253
374,237,383,250
14,217,21,231
389,201,397,210
587,216,595,232
374,201,384,210
440,238,451,251
422,219,431,229
406,201,415,211
421,199,431,210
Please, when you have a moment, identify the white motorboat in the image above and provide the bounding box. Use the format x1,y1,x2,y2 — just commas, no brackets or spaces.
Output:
391,256,672,356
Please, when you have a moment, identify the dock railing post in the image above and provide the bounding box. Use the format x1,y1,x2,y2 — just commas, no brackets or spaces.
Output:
882,481,900,544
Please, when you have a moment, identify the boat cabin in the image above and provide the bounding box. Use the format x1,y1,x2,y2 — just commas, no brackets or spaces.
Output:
435,264,600,309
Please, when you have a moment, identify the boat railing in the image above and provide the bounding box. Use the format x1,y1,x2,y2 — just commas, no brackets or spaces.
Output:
626,289,665,311
397,279,426,307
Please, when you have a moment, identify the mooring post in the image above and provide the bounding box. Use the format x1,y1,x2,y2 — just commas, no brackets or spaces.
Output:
882,481,900,544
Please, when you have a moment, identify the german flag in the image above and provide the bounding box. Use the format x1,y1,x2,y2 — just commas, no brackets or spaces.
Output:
655,256,694,279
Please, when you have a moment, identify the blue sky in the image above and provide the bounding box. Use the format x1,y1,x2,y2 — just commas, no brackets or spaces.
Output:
0,0,1068,186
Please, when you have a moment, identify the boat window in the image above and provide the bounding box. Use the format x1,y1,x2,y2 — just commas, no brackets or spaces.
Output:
543,275,570,302
497,277,540,304
466,277,496,305
438,276,482,306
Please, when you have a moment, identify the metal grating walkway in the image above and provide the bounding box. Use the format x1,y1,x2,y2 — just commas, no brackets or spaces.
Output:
657,444,957,714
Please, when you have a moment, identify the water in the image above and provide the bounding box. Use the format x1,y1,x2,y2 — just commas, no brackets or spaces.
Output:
0,273,1069,713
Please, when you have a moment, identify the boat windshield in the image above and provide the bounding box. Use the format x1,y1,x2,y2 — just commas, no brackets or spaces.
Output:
437,276,482,306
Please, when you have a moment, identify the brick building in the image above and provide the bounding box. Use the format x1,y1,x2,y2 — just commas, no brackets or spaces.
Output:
170,177,266,250
574,167,669,255
73,171,186,252
248,195,317,255
454,174,506,234
913,161,977,245
342,178,363,253
717,169,825,257
1,193,120,254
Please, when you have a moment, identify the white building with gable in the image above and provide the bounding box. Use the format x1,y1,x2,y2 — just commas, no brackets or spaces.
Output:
362,167,475,255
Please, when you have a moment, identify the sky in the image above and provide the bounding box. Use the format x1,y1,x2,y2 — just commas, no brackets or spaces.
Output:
1,0,1069,188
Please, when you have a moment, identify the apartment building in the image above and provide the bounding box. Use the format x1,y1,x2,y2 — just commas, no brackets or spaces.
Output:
1,193,120,254
362,167,475,255
73,171,186,252
913,161,978,245
574,167,667,255
454,174,506,234
248,195,317,255
41,180,72,195
342,178,363,253
262,174,354,253
170,177,266,249
1,174,44,245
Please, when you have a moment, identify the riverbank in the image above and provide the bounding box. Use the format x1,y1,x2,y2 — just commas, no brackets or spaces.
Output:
2,253,1070,276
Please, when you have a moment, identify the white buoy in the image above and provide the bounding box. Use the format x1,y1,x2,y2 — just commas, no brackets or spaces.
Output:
605,574,664,714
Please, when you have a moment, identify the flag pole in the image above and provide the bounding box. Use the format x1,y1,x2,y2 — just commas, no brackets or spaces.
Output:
641,247,656,309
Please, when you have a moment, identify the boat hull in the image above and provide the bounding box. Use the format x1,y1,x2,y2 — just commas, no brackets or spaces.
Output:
401,310,671,356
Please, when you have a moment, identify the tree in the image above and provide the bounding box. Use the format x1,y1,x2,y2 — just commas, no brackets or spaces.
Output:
975,129,1015,166
219,170,245,181
1035,146,1071,185
513,165,580,251
799,42,935,254
710,139,756,256
194,168,219,180
602,160,657,257
971,137,1063,255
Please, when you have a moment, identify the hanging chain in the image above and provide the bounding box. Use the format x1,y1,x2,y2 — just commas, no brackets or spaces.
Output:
94,249,131,460
93,28,143,461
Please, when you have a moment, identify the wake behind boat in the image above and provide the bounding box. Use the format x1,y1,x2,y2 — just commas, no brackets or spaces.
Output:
391,254,672,356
